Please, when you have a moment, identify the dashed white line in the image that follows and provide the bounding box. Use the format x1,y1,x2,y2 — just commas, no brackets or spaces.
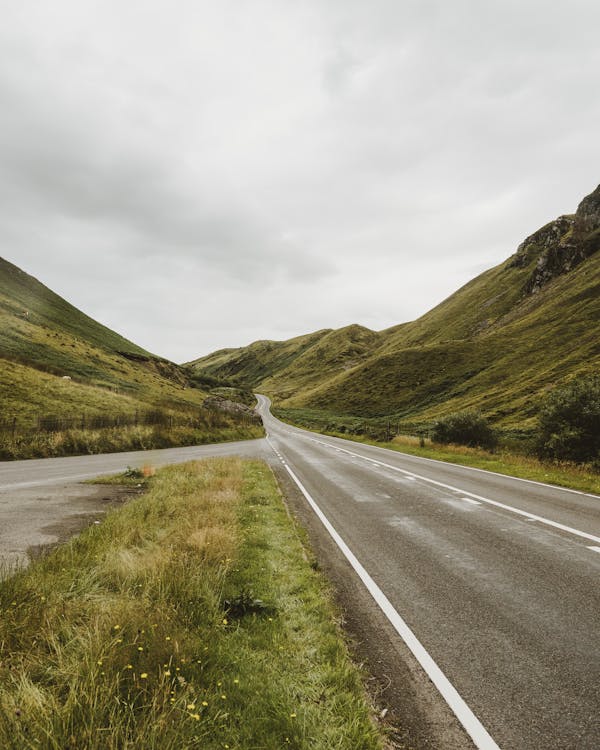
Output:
587,546,600,554
278,454,501,750
307,437,600,547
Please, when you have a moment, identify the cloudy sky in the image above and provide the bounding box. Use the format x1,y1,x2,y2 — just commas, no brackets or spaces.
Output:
1,1,599,362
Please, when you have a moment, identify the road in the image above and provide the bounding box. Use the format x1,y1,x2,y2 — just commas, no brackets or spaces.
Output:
1,401,598,749
256,396,600,750
0,439,270,569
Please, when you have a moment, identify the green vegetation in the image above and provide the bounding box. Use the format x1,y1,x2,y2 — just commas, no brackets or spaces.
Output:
0,258,262,457
0,419,263,460
189,186,600,446
431,411,497,450
0,459,384,749
274,408,599,494
536,375,600,463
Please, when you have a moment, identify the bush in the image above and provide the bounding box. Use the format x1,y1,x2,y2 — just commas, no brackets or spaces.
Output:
431,411,497,449
536,375,600,463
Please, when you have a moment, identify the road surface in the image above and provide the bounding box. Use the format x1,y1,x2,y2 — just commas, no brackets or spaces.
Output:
256,395,600,750
0,439,270,569
1,401,598,749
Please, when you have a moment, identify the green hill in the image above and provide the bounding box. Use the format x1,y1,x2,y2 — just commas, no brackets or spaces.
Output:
188,184,600,433
0,257,207,428
188,328,332,387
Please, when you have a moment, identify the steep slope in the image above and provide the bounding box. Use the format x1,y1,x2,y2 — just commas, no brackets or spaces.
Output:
293,250,599,427
190,184,600,430
0,257,207,425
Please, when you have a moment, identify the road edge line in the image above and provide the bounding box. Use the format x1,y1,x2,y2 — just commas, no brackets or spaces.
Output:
312,438,600,546
280,458,501,750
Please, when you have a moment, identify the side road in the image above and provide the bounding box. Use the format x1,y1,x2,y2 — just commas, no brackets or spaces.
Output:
0,439,270,569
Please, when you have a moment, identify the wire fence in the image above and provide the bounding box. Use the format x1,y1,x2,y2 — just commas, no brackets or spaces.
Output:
0,407,261,438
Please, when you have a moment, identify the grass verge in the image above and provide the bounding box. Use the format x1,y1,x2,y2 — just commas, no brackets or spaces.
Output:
274,410,599,495
339,433,599,495
0,458,385,749
0,423,264,460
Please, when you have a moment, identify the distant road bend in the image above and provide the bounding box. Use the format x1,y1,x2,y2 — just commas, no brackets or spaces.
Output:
0,398,598,749
256,395,600,750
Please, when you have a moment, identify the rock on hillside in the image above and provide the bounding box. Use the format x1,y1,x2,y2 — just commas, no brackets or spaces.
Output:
509,184,600,294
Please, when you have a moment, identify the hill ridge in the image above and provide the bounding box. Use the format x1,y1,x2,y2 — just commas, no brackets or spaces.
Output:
189,184,600,430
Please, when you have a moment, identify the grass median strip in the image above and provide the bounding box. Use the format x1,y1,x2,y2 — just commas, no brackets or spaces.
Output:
0,458,385,749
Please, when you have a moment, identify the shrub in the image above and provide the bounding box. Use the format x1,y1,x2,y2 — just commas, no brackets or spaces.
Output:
431,411,497,449
535,375,600,463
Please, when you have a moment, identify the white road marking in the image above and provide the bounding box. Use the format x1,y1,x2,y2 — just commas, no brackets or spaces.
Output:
309,438,600,546
298,429,599,500
462,497,482,506
587,546,600,554
277,451,501,750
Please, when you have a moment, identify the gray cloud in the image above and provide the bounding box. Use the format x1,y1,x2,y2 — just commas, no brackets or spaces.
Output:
1,0,599,361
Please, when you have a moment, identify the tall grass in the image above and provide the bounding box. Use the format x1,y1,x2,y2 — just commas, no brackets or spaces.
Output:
0,459,384,749
0,422,264,460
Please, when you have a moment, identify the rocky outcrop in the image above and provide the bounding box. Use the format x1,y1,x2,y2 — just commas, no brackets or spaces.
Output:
508,184,600,294
202,395,257,417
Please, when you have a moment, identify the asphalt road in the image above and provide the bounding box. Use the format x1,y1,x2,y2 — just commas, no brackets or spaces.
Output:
1,402,598,749
0,438,270,569
256,396,600,750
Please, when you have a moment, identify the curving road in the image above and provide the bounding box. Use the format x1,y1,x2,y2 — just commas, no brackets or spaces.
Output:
256,395,600,750
1,399,598,749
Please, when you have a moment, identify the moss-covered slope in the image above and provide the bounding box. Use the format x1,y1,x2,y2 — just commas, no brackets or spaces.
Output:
0,257,208,424
189,184,600,429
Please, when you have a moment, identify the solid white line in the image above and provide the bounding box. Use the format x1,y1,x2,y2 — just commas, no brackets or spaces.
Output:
587,546,600,554
281,460,501,750
306,431,599,500
311,439,600,546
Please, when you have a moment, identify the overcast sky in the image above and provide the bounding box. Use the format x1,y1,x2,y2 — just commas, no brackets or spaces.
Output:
1,1,599,362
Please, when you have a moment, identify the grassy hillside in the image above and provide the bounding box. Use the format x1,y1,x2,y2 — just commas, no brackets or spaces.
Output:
188,328,332,387
189,185,600,434
0,258,261,454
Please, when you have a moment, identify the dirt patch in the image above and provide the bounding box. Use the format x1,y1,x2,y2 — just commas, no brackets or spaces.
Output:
27,485,142,562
